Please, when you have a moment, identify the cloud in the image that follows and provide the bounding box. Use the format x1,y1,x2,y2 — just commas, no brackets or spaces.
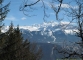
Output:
5,16,17,21
52,4,70,8
21,17,27,20
61,4,70,8
61,4,78,9
60,21,75,25
60,21,70,24
55,3,78,9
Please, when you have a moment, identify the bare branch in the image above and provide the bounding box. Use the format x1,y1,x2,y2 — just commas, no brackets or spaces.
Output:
20,0,63,21
24,0,40,7
41,0,50,21
51,0,63,20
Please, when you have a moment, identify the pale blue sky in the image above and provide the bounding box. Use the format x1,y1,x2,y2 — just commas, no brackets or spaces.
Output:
3,0,76,26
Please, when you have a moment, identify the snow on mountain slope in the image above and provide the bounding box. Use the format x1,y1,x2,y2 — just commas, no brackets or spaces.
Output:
20,21,80,44
20,21,78,35
2,21,80,44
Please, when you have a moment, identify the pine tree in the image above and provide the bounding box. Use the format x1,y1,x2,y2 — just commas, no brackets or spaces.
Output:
0,22,42,60
13,24,42,60
0,0,10,33
0,22,15,60
0,0,10,46
0,0,10,59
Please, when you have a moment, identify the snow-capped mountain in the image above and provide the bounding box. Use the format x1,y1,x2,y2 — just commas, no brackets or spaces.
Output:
2,21,80,43
19,21,80,44
2,21,81,60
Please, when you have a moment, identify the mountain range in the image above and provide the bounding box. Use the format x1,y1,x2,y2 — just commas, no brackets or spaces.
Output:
2,21,81,60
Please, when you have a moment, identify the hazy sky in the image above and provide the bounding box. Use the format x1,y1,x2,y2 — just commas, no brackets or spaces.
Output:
3,0,76,26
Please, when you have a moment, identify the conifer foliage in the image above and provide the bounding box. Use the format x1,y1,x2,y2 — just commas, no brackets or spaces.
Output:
0,22,42,60
0,0,10,32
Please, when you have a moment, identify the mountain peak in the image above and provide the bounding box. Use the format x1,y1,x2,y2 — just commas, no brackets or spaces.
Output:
2,21,77,34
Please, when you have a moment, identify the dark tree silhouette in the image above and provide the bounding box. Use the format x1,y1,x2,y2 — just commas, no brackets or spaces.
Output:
0,0,10,33
0,0,10,57
0,22,42,60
